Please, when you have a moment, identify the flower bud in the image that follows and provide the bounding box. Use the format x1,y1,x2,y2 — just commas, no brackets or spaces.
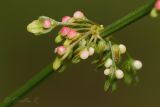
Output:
104,58,112,68
27,20,43,34
43,19,52,28
79,39,86,46
62,16,71,23
97,40,106,53
55,46,67,56
27,16,57,35
53,57,62,70
73,11,85,19
119,44,126,54
112,45,120,63
155,0,160,10
132,60,143,70
67,29,77,39
88,47,95,56
55,35,63,43
104,68,111,76
150,8,159,18
80,50,89,59
115,69,124,79
60,27,71,36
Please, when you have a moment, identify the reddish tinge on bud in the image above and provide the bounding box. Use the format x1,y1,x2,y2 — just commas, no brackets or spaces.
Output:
60,27,71,36
73,11,85,19
62,16,71,23
155,0,160,10
67,29,77,39
43,19,52,28
55,46,67,56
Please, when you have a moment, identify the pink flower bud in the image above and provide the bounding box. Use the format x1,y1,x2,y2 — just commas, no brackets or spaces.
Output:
43,19,52,28
73,11,85,19
62,16,71,23
67,29,77,39
80,50,89,59
60,27,71,36
155,0,160,10
55,46,67,56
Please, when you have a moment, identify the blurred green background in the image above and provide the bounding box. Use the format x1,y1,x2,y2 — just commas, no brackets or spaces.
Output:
0,0,160,107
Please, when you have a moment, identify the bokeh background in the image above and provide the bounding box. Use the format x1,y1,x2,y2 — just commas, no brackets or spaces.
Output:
0,0,160,107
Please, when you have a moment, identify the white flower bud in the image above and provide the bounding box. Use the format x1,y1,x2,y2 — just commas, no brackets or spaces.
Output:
104,69,111,76
88,47,95,56
132,60,143,70
104,58,112,68
73,11,85,19
80,50,89,59
115,69,124,79
119,44,126,54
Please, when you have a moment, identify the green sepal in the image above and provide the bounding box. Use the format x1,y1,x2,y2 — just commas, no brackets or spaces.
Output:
104,79,110,92
53,57,62,71
71,55,81,64
55,35,63,43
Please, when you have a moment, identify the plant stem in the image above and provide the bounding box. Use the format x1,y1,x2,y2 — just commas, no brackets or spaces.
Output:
101,0,156,37
0,0,156,107
0,64,53,107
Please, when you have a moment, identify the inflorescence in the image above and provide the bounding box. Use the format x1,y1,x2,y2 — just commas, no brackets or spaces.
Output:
27,11,142,92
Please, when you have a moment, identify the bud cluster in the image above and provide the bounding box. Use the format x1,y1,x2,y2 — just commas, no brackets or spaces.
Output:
27,11,143,92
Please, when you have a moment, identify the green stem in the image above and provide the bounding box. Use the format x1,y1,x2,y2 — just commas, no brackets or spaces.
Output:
0,64,53,107
0,0,156,107
101,0,156,37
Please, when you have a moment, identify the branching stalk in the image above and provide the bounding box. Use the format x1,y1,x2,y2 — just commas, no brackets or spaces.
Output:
0,0,156,107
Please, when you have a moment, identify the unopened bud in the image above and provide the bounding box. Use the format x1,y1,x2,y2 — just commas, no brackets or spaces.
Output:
115,69,124,79
62,16,71,23
73,11,85,19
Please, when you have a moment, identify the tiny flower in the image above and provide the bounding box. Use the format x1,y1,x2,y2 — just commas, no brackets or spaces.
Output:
119,44,126,54
155,0,160,10
60,27,71,36
115,69,124,79
43,19,52,28
104,68,111,76
67,29,77,39
104,58,113,68
88,47,95,56
62,16,71,23
55,46,67,56
80,50,89,59
73,11,85,19
132,60,143,70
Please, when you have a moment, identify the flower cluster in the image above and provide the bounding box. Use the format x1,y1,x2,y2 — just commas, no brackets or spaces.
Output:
27,11,142,92
150,0,160,18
